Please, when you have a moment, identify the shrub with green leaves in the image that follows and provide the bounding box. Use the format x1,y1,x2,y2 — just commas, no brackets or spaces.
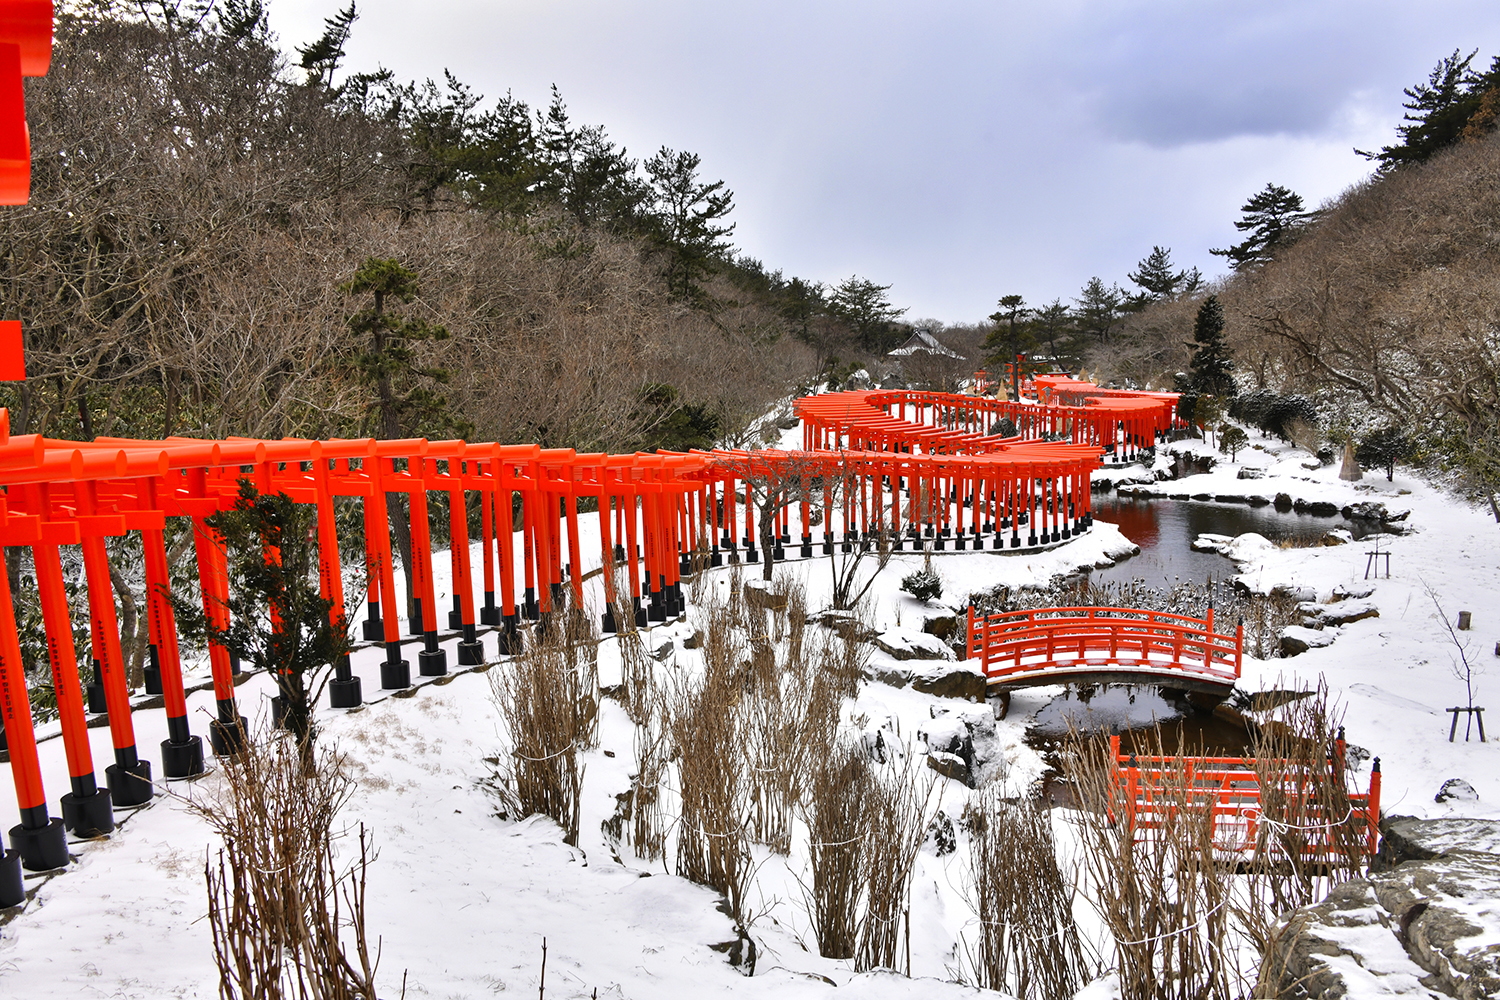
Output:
901,569,943,602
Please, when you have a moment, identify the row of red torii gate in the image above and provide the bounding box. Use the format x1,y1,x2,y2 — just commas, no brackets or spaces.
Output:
0,0,1193,905
0,382,1178,888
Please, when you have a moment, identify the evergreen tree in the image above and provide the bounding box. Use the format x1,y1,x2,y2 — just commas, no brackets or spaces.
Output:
983,294,1037,397
1075,277,1124,342
1358,50,1500,171
295,1,357,93
829,277,907,353
1126,246,1189,308
345,258,461,621
1031,299,1073,363
1210,183,1312,270
536,88,646,232
644,147,736,307
1356,426,1414,481
1185,295,1235,397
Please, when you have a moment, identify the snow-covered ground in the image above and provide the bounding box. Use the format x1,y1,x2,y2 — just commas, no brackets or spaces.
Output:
2,418,1498,997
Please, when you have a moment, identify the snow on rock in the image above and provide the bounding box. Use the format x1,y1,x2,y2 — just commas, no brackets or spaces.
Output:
872,626,955,662
1280,625,1337,656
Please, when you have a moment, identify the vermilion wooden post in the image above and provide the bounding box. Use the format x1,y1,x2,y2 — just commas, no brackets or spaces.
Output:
0,517,69,881
137,477,206,773
74,481,153,806
448,468,483,666
366,457,410,688
622,482,644,627
479,473,499,627
408,458,445,676
521,464,538,620
309,451,361,706
29,508,113,837
598,479,618,633
494,460,519,653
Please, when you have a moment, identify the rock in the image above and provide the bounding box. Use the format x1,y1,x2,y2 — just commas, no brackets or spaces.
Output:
1214,494,1250,504
1379,816,1500,867
651,638,675,661
1299,456,1321,470
1280,625,1336,656
682,629,705,650
1436,778,1480,804
1333,582,1377,601
926,810,957,856
1192,533,1234,553
1320,529,1352,545
1191,492,1214,501
1237,467,1266,479
1343,501,1389,521
1293,498,1341,516
809,609,876,641
923,614,960,641
1274,492,1294,511
1320,599,1379,626
1247,494,1271,506
926,751,968,783
1299,599,1380,627
910,663,987,701
1264,851,1500,1000
873,627,955,662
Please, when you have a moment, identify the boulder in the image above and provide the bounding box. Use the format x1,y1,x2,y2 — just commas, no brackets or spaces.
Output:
1237,467,1266,480
1320,599,1380,626
1280,625,1336,656
1436,778,1480,804
910,663,987,701
926,750,968,783
1214,494,1250,504
1292,498,1341,516
1263,851,1500,1000
922,614,961,641
1274,492,1294,511
1333,581,1377,602
682,629,705,650
1319,529,1352,545
1379,815,1500,867
873,627,955,662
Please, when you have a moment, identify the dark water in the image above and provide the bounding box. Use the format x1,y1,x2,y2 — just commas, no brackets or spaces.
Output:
1088,495,1367,587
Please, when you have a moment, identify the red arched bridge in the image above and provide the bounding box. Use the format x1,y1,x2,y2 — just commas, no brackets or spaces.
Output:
963,605,1243,698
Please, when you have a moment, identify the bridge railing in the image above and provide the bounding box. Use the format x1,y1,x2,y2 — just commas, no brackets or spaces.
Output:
1108,735,1382,859
965,605,1242,682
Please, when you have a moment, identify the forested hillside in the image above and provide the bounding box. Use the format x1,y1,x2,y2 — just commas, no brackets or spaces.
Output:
0,4,880,453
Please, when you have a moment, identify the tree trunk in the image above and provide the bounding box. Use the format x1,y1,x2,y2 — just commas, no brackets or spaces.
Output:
109,562,142,690
760,502,776,581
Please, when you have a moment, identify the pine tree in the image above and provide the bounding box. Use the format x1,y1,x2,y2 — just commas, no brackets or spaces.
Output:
1358,50,1500,171
1185,295,1235,397
983,295,1037,398
644,147,736,307
1210,183,1312,270
1074,277,1123,342
345,259,461,621
295,1,357,93
1126,246,1188,308
830,277,907,353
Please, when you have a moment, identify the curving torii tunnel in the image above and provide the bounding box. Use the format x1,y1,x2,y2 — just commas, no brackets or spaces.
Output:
0,0,1186,907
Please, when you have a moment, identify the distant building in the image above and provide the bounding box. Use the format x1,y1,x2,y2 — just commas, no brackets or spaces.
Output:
886,328,961,359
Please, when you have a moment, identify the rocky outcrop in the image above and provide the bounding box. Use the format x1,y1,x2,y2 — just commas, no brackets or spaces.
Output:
1262,817,1500,999
917,705,999,787
872,627,954,662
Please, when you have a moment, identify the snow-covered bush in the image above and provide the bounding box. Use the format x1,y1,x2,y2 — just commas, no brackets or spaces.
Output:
901,567,944,602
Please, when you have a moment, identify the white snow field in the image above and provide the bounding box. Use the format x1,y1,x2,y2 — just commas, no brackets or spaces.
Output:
1,419,1498,999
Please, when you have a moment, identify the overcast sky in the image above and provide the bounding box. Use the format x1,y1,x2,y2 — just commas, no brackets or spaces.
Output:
267,1,1500,324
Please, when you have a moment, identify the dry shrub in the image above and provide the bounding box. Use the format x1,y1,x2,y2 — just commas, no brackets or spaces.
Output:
962,789,1090,998
1065,726,1238,1000
857,751,933,974
191,731,382,1000
670,605,754,923
802,740,871,959
1241,684,1372,959
617,631,655,728
490,630,588,845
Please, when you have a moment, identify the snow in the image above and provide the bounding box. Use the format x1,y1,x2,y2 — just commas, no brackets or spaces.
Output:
4,416,1500,997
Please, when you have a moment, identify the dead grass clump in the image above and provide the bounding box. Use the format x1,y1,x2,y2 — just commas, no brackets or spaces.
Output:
490,631,588,845
191,731,383,1000
962,789,1090,998
1064,726,1237,1000
857,751,933,973
670,613,753,923
802,740,871,960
